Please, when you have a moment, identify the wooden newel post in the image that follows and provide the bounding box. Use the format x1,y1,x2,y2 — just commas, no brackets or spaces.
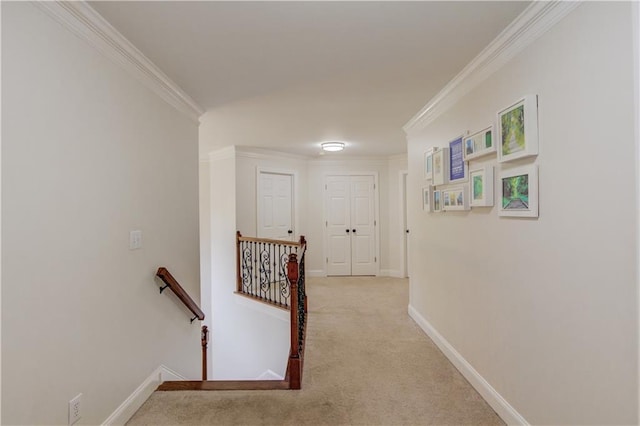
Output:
287,252,301,389
236,231,242,293
201,325,209,380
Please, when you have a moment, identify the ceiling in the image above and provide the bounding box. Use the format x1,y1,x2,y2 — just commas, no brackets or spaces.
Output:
90,1,529,158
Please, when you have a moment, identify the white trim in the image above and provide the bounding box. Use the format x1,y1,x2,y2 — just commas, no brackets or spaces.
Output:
208,146,236,162
256,369,284,381
101,365,187,425
399,170,409,279
234,293,289,322
310,158,388,167
307,270,325,277
403,1,580,135
236,146,310,162
33,1,204,123
408,305,528,426
256,167,298,242
379,269,402,278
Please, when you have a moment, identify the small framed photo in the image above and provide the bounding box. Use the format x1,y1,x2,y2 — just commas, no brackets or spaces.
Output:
470,167,494,207
432,147,450,186
464,126,495,161
422,186,432,212
424,148,435,180
497,95,539,163
433,189,442,213
499,165,538,217
442,185,470,211
448,136,468,183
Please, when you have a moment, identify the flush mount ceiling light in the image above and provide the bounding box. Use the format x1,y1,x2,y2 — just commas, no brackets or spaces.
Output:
321,142,345,152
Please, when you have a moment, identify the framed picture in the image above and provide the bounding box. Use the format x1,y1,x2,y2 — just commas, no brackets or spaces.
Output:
499,165,538,217
441,185,470,211
433,190,442,213
469,167,494,207
448,136,468,183
432,147,450,186
464,126,495,161
424,148,435,180
497,95,539,163
422,186,432,212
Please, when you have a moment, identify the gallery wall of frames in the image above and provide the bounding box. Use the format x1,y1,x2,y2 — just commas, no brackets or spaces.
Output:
422,94,539,218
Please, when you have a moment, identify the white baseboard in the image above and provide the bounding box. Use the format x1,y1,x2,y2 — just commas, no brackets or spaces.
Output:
102,365,187,425
256,369,285,380
379,269,403,278
307,269,325,277
408,305,528,426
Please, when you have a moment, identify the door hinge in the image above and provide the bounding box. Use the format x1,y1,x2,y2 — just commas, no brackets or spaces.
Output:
326,221,328,227
326,257,328,264
374,220,377,226
374,184,376,190
375,257,377,262
325,184,327,190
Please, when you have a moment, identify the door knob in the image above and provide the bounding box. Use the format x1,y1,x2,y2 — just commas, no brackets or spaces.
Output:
406,229,410,234
352,229,357,233
346,229,350,233
287,230,293,234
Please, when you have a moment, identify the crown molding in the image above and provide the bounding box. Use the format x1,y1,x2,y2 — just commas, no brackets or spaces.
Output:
235,146,311,162
208,146,236,162
33,1,204,123
403,1,581,136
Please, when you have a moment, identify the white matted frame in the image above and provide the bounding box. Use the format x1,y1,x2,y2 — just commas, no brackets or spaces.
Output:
422,186,432,212
464,126,495,160
442,185,470,211
497,95,539,163
499,165,538,217
448,136,468,184
432,147,450,186
433,189,442,213
470,167,494,207
424,148,435,180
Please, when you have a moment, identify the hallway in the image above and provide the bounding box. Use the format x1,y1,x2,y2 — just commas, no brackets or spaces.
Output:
128,277,503,425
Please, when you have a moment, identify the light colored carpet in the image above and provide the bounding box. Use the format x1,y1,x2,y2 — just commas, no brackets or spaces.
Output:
128,276,504,425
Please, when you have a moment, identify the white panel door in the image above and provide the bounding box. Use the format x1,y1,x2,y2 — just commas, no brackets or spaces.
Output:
258,172,293,241
326,176,351,275
350,176,376,275
325,175,376,276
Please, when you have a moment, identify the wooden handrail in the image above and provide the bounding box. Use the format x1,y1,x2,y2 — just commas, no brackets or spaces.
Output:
156,267,205,323
237,234,301,247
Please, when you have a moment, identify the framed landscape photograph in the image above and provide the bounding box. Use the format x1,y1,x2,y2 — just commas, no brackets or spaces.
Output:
432,147,450,186
422,186,432,212
497,95,539,163
448,136,468,184
464,126,495,161
433,190,442,213
499,165,538,217
470,167,494,207
441,185,470,212
424,148,435,180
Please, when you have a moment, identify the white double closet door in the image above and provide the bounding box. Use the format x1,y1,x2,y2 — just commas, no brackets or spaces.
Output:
325,175,377,276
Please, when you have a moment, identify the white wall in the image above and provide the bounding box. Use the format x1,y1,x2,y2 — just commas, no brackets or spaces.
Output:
406,3,638,424
387,155,408,278
2,3,201,424
207,148,290,380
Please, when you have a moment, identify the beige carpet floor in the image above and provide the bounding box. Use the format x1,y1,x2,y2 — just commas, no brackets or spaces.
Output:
128,276,504,425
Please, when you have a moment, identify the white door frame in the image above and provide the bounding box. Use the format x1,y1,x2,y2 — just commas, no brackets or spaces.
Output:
399,170,409,278
322,172,380,276
256,167,298,240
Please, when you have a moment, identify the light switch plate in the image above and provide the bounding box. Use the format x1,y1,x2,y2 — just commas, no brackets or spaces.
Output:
129,230,142,250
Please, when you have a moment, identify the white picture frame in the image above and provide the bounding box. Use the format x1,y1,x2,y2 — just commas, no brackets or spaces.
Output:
499,165,538,217
448,136,468,184
464,126,495,161
422,186,432,212
433,189,442,213
497,95,539,163
432,147,450,186
469,167,494,207
441,185,470,211
424,148,434,181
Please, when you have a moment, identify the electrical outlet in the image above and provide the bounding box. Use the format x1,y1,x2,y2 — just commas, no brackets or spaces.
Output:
69,393,82,425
